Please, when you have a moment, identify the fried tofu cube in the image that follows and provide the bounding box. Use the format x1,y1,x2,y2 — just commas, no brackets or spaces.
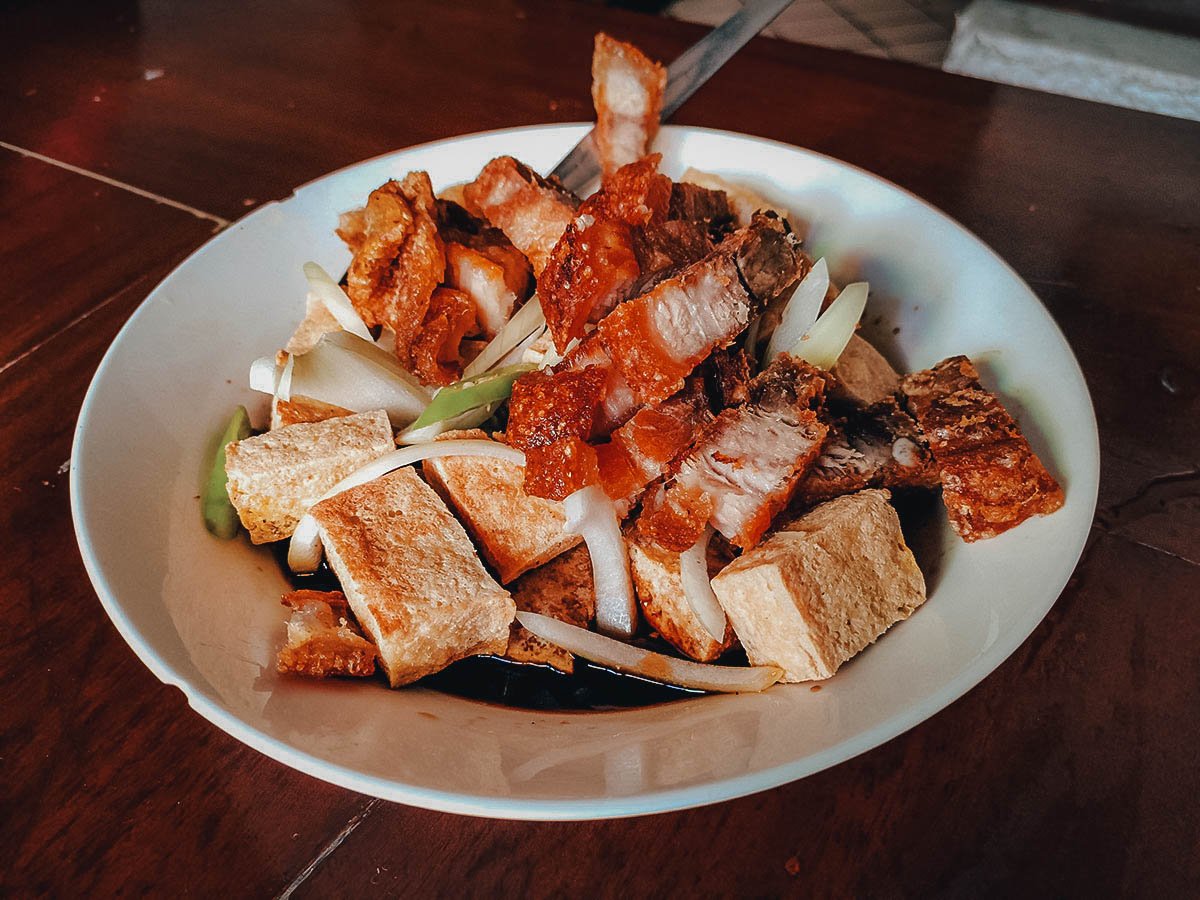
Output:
628,535,735,663
711,490,925,682
310,467,516,687
276,589,377,678
422,430,581,583
506,545,595,673
224,409,394,543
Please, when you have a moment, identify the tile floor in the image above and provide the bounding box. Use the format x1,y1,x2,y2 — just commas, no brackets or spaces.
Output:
666,0,965,67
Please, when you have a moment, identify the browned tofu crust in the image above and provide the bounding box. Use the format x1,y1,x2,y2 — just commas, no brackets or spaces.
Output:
901,356,1064,541
276,590,377,678
506,545,596,673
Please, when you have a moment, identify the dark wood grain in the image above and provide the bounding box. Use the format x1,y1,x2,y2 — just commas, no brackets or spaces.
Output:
0,269,376,896
1,0,1198,896
0,150,217,369
300,532,1200,899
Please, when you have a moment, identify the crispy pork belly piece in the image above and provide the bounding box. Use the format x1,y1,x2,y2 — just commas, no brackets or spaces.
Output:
591,33,667,180
445,243,518,338
507,367,608,500
596,213,805,409
437,199,533,337
540,213,641,347
508,215,806,500
712,490,925,682
640,355,829,551
679,168,792,226
538,155,714,347
224,410,394,544
900,356,1064,541
270,394,353,430
558,331,642,433
276,590,377,678
580,153,671,225
462,157,579,276
793,397,939,508
628,533,735,662
422,430,581,583
629,219,715,294
506,545,595,673
311,467,516,687
829,334,902,408
595,377,712,513
668,182,736,238
339,173,445,369
409,286,476,385
703,346,754,408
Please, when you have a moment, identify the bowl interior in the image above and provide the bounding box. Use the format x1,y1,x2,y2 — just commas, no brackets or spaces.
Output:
72,124,1098,819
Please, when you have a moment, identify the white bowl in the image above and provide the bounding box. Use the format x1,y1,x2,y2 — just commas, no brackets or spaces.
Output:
71,124,1098,820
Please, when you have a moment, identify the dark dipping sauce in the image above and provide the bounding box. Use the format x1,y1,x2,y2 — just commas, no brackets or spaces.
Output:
271,543,707,711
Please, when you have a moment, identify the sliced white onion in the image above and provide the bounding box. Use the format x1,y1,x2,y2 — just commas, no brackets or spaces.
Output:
766,258,829,364
680,527,726,643
563,485,637,639
288,439,526,572
289,331,431,427
462,295,546,379
249,356,278,394
396,401,500,444
302,261,373,342
789,281,869,370
276,352,295,402
516,611,783,693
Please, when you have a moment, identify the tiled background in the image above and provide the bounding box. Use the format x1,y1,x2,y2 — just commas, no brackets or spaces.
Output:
667,0,965,66
663,0,1200,121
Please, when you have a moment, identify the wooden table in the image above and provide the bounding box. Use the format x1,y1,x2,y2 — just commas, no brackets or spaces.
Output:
3,1,1197,895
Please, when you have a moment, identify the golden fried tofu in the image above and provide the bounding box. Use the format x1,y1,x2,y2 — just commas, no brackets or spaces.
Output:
422,430,581,583
506,545,595,673
224,409,394,543
310,467,516,687
628,534,735,663
712,490,925,682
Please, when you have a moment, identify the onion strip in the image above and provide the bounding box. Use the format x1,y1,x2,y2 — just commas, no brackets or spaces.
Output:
516,612,783,693
249,356,278,394
563,485,637,639
789,281,869,370
680,527,726,642
289,331,430,426
288,439,527,572
765,258,829,363
276,352,294,402
302,262,373,342
462,295,546,378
